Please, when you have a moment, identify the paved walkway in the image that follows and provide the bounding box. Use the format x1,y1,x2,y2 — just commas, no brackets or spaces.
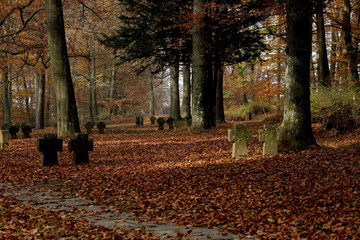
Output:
1,183,253,240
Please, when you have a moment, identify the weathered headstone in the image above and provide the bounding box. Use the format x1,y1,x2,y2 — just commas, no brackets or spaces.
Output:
157,117,166,130
150,116,156,125
0,130,10,149
8,126,19,139
97,122,106,134
136,117,144,126
228,124,252,157
174,119,183,131
167,117,175,130
21,125,32,138
259,124,279,155
69,133,93,165
37,134,63,167
85,122,94,134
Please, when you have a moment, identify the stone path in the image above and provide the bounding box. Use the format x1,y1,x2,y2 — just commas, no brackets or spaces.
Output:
0,183,253,240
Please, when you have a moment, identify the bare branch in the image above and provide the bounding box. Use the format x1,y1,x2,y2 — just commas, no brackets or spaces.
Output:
0,7,45,38
77,0,102,21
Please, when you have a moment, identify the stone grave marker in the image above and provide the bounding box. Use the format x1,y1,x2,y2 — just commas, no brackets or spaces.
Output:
174,119,183,131
150,116,156,125
37,133,63,167
8,126,19,139
21,125,32,138
167,117,174,130
0,130,10,149
85,122,94,134
69,133,93,165
259,124,279,155
97,122,106,134
157,117,166,130
136,117,144,126
228,124,252,157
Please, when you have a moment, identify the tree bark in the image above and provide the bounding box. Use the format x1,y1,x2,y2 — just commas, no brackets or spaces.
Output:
181,63,191,119
35,68,46,129
280,0,316,149
148,68,155,117
45,0,80,136
109,50,117,116
215,64,225,123
191,0,211,129
343,0,359,82
330,28,338,80
315,0,331,86
170,61,181,120
87,43,94,123
2,65,11,126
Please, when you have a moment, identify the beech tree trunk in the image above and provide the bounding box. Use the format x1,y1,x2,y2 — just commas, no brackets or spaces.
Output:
35,68,46,129
280,0,316,149
343,0,359,82
215,64,225,123
148,68,155,117
181,63,191,119
315,0,331,86
2,65,11,126
170,61,181,120
109,50,117,116
45,0,80,136
191,0,212,129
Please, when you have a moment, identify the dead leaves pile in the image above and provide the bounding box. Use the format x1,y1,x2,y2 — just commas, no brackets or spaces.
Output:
0,120,359,239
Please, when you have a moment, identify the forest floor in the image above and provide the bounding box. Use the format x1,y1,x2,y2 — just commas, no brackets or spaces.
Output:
0,117,359,239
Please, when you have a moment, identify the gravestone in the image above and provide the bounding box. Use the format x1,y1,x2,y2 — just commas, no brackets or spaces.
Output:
37,133,63,167
167,118,175,130
228,124,252,157
157,117,166,130
97,122,106,134
69,133,93,165
8,126,19,139
21,125,32,138
136,117,144,126
174,119,183,131
150,116,156,125
259,124,279,155
0,130,10,149
85,122,94,134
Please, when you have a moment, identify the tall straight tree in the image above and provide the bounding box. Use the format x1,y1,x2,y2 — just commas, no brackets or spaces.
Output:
343,0,359,82
280,0,316,149
45,0,80,136
315,0,331,86
192,0,212,129
170,60,181,120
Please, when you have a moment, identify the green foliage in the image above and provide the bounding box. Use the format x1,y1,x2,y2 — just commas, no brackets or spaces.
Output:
311,86,360,132
225,100,271,121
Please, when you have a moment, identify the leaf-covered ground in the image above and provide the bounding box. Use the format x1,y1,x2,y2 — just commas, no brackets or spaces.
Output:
1,118,359,239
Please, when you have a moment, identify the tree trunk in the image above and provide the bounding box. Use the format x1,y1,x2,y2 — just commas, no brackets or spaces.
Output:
45,0,80,136
280,0,316,149
315,0,331,86
170,61,181,120
109,50,117,116
181,63,191,119
148,68,155,117
87,44,94,123
191,0,211,129
2,66,11,126
343,0,359,82
330,29,338,80
215,64,225,123
91,34,98,119
35,68,46,129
